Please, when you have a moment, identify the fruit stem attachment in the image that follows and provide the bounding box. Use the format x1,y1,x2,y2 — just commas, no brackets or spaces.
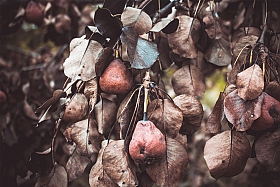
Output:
143,71,151,121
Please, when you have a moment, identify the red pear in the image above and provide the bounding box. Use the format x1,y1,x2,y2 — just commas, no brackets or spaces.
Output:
251,92,280,131
99,59,133,95
129,120,166,165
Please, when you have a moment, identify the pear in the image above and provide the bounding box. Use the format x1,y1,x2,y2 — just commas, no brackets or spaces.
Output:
251,92,280,131
99,59,133,95
129,120,166,165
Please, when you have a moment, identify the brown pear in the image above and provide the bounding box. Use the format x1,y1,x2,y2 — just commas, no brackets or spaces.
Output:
99,59,133,95
251,92,280,131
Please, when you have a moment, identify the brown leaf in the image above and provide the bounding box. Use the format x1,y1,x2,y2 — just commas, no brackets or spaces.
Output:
121,7,152,35
102,140,138,186
236,64,264,101
203,14,223,39
172,64,205,97
65,118,102,156
167,15,201,58
146,138,188,187
94,98,117,135
84,78,98,113
203,130,251,179
224,90,263,131
89,141,118,187
204,38,232,66
173,94,203,135
36,89,66,114
66,148,91,182
63,36,103,81
231,27,261,61
117,89,140,139
137,171,154,187
147,99,183,138
22,99,38,120
95,47,114,77
35,164,67,187
255,128,280,171
206,92,225,134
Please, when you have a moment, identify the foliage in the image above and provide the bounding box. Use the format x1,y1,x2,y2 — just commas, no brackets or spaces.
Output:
1,0,280,187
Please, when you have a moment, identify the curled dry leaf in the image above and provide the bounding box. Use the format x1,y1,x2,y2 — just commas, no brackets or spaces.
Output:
255,127,280,172
103,140,138,187
36,89,66,114
202,14,223,40
206,92,225,134
231,27,261,61
204,38,232,66
66,148,91,182
89,141,118,187
35,164,67,187
251,92,280,131
147,99,183,138
224,90,263,131
94,8,122,40
121,27,159,69
172,64,205,97
62,93,89,124
121,7,152,35
173,94,203,135
146,138,188,187
236,64,264,101
203,130,251,179
150,18,179,34
129,120,166,165
95,47,114,77
167,15,201,58
117,89,140,139
94,98,117,135
63,36,103,81
65,118,102,156
84,78,98,113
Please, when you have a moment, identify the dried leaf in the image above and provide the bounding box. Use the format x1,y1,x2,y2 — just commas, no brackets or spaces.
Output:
203,14,223,39
94,8,122,40
103,140,138,186
117,90,138,139
203,130,251,179
204,38,232,66
63,36,103,81
65,118,102,156
173,94,203,135
94,98,117,135
103,0,126,15
35,164,67,187
255,128,280,171
146,138,188,187
89,141,118,187
236,64,264,101
36,89,66,114
167,15,201,58
95,47,114,77
150,18,179,34
22,100,38,120
137,171,154,187
121,7,152,35
224,90,263,131
147,99,183,138
66,148,91,181
206,92,225,134
172,64,205,97
121,27,159,69
84,78,98,113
